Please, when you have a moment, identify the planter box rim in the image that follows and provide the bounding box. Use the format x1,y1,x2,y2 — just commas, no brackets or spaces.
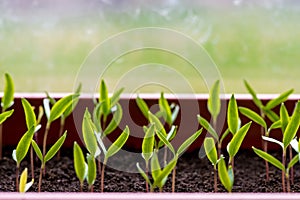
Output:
2,92,300,100
0,192,300,200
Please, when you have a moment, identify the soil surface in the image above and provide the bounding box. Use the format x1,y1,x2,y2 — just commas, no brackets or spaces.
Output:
1,148,300,193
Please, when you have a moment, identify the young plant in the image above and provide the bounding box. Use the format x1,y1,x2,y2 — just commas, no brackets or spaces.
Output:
218,155,233,192
244,80,293,181
73,141,98,192
0,73,14,158
253,101,300,192
45,83,81,159
82,109,129,192
31,132,67,192
19,168,34,193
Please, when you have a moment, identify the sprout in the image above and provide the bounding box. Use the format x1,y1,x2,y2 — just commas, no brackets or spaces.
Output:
82,108,129,192
253,100,300,192
19,168,34,193
244,80,293,181
204,137,218,192
218,155,233,192
32,132,67,192
45,83,81,159
73,142,87,192
0,73,14,159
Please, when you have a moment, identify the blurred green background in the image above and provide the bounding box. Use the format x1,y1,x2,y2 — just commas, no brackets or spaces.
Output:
0,0,299,93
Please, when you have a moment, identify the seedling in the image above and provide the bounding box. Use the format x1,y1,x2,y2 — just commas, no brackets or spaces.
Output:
31,132,67,192
253,101,300,192
204,137,218,192
19,168,34,193
45,83,81,159
82,108,129,192
73,142,96,192
218,155,233,192
0,73,14,158
244,80,293,181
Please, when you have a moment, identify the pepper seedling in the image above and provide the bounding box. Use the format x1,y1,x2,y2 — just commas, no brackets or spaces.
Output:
31,132,67,192
0,73,14,159
45,83,81,159
19,168,34,193
253,101,300,192
244,80,293,181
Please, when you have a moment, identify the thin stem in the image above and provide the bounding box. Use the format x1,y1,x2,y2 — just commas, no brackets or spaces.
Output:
263,135,269,182
282,151,286,192
289,145,294,185
98,155,102,192
101,158,107,192
38,164,44,192
30,146,34,180
0,108,5,159
15,165,19,192
286,173,290,193
261,111,269,182
159,187,163,192
89,185,94,192
56,117,65,160
229,157,235,171
172,166,176,193
42,122,50,175
213,165,218,192
145,160,149,192
163,146,168,167
80,182,83,192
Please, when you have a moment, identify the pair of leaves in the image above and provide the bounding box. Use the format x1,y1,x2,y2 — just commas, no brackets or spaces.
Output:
244,80,293,122
44,94,80,123
19,168,34,193
218,155,233,192
1,73,14,110
32,132,67,165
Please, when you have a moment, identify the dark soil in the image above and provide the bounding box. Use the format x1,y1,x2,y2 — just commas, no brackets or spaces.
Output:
1,148,300,192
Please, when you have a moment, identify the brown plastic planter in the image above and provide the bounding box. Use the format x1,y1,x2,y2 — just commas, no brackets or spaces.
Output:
1,93,300,199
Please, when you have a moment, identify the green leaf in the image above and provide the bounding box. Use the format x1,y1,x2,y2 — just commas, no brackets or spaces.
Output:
283,101,300,149
228,165,234,188
15,126,35,165
110,88,124,107
268,120,281,132
82,109,99,157
159,92,172,126
280,103,289,134
265,89,294,110
21,98,36,129
86,154,96,186
263,109,280,122
105,126,129,159
227,122,251,158
44,132,67,162
136,163,152,188
44,91,56,105
177,128,203,156
252,147,284,171
197,115,219,140
287,155,299,173
136,96,149,120
63,83,82,118
227,94,239,134
0,109,14,124
103,103,123,136
151,151,161,180
204,137,218,165
154,157,177,189
156,130,175,154
208,80,221,122
239,107,266,129
93,102,102,133
220,128,230,144
157,125,177,149
1,73,14,110
218,155,232,192
149,111,167,136
99,79,111,116
31,140,43,162
262,136,283,149
73,142,87,183
49,94,79,123
244,80,263,108
142,124,155,162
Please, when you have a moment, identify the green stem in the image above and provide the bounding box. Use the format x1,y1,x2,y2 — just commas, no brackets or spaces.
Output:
15,164,19,192
42,122,51,175
0,108,5,159
261,111,269,182
145,160,149,192
80,181,83,192
213,165,218,192
289,145,294,185
286,173,290,193
30,146,34,180
38,164,44,192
